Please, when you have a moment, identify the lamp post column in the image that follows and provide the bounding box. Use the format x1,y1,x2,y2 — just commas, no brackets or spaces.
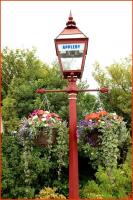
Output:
68,78,79,199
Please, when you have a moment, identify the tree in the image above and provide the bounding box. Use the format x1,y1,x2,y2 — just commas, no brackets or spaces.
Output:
2,47,43,97
2,48,96,133
92,55,132,126
2,48,131,199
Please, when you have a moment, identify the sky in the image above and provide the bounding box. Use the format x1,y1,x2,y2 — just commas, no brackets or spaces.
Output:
1,1,132,89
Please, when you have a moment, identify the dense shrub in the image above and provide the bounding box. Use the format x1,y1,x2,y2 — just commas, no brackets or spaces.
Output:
80,161,132,198
2,119,69,198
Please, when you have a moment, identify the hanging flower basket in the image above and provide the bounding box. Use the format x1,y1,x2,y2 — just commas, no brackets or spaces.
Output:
78,110,123,147
19,109,62,147
78,110,129,168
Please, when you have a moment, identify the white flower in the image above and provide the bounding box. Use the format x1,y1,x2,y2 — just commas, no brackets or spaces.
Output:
32,115,38,120
111,112,117,116
44,124,48,127
44,111,50,114
28,121,32,125
42,114,48,118
41,117,46,121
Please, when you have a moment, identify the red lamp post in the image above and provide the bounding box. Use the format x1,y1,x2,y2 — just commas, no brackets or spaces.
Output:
36,12,108,200
55,12,88,199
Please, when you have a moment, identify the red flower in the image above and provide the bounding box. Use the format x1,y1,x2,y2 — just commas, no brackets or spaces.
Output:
85,113,100,120
49,113,62,121
98,110,108,117
85,110,108,121
37,110,44,115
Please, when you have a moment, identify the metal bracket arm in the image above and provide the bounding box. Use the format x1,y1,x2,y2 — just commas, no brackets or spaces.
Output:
36,87,108,94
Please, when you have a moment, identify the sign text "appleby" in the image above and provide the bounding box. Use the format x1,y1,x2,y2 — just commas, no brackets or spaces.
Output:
63,44,80,50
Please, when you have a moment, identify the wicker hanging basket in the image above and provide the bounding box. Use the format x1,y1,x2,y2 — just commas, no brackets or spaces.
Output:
33,127,57,147
85,128,101,147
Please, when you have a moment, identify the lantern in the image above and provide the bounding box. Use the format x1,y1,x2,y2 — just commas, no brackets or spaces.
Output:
55,11,89,79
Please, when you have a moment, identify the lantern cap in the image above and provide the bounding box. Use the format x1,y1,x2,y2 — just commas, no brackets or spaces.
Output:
55,11,88,39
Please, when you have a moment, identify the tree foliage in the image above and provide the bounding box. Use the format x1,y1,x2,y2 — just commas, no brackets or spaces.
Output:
92,55,132,126
2,48,132,198
2,48,97,133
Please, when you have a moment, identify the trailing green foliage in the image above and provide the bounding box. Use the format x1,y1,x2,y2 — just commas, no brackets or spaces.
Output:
2,121,69,198
78,113,130,169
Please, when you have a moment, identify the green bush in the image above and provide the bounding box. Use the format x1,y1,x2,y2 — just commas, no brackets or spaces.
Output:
2,121,69,198
80,157,132,198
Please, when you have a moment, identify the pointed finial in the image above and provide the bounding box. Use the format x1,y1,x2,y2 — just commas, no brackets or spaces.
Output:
66,11,77,28
69,10,73,20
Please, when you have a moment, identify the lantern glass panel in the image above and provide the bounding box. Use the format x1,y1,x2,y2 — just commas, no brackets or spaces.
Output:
58,43,85,70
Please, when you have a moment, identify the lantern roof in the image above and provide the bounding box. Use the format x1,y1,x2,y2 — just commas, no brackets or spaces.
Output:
56,11,87,39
